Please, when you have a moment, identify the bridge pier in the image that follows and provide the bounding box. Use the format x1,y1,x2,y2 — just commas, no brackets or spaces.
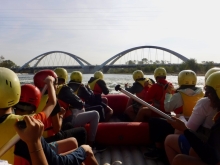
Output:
103,67,109,73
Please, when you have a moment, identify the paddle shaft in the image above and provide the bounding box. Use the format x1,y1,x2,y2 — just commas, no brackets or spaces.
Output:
118,87,172,120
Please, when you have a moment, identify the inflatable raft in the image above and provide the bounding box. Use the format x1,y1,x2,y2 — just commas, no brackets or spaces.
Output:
85,94,166,165
85,94,150,145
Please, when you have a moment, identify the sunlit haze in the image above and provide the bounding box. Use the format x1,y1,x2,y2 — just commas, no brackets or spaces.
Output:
1,0,220,66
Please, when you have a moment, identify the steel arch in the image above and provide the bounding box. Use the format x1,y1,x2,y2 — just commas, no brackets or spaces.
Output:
94,45,189,71
17,51,91,72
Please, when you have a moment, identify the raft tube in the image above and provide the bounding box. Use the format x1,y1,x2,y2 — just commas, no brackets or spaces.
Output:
85,94,151,145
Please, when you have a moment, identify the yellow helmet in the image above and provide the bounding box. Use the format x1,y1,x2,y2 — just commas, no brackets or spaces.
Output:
0,67,21,108
205,71,220,99
154,67,167,79
94,71,104,79
205,67,220,82
178,70,197,86
54,68,68,83
132,70,144,81
70,71,83,83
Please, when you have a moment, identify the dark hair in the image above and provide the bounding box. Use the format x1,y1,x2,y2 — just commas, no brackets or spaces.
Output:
14,102,36,112
58,77,65,85
176,85,197,91
205,86,220,111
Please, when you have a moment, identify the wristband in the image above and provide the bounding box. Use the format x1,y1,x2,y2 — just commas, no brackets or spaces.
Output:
29,148,43,154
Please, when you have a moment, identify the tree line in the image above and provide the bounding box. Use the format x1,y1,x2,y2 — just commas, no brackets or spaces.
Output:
108,58,218,75
0,56,218,75
0,56,17,68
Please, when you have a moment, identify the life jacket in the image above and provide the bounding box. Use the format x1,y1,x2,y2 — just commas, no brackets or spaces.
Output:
35,94,58,138
14,155,30,165
0,114,23,164
136,79,150,100
179,91,204,118
68,82,81,95
36,94,48,114
88,78,102,95
56,84,84,110
42,117,56,138
58,99,72,119
152,82,167,112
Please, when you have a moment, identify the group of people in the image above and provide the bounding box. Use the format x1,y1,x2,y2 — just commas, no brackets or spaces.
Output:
124,67,220,165
1,65,220,165
0,67,113,165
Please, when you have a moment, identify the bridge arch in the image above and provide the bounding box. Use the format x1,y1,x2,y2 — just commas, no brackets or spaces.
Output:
17,51,91,72
93,45,189,72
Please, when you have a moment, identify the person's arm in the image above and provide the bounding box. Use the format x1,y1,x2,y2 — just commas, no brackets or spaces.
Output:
14,116,48,165
125,82,143,94
164,93,182,113
42,76,57,118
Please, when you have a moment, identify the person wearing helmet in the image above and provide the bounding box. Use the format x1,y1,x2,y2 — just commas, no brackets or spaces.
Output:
88,71,113,122
204,67,220,86
68,71,105,122
0,67,56,164
124,70,154,121
165,71,220,165
134,67,173,122
144,70,204,159
14,84,87,154
146,67,171,113
54,71,103,152
164,70,204,118
33,70,87,145
54,67,68,85
154,67,167,80
0,67,98,165
33,69,66,139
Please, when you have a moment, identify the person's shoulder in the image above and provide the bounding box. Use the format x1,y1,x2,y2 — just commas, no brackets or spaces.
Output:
197,97,210,104
97,79,106,85
194,97,211,111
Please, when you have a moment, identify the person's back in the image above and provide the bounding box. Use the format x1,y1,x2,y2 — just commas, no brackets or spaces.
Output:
68,71,94,104
164,70,204,118
125,70,153,98
88,71,109,96
124,70,153,121
88,71,113,121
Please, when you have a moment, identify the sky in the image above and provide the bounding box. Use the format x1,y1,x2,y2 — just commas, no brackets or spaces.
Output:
1,0,220,67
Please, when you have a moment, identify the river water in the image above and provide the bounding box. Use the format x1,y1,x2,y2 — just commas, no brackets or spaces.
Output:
17,73,205,93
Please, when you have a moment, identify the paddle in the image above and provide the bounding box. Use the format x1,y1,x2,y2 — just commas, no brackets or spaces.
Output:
115,84,172,120
0,84,48,157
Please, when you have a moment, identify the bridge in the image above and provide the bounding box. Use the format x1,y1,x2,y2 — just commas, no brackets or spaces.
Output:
16,46,189,73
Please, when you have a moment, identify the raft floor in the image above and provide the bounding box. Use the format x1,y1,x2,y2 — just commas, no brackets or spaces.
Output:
94,145,166,165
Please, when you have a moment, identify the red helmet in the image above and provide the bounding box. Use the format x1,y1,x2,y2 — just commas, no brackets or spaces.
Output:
34,70,57,89
20,84,41,109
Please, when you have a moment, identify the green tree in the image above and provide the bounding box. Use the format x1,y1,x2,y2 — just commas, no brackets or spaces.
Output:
181,58,198,72
126,60,136,65
142,58,148,64
0,60,17,68
0,56,4,63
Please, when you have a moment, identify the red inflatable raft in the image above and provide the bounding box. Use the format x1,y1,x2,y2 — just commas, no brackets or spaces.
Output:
85,94,150,145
